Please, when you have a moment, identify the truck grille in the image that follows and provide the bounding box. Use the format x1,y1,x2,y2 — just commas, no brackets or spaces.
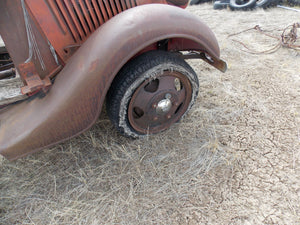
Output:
49,0,137,42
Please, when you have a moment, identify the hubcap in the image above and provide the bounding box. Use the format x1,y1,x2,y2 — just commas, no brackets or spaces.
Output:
128,71,192,134
156,94,172,115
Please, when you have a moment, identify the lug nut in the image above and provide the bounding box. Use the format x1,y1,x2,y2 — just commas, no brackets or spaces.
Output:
165,93,171,99
153,116,158,121
152,103,157,108
166,114,171,119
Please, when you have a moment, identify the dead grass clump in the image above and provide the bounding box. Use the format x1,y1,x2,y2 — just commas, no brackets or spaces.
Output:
0,116,236,224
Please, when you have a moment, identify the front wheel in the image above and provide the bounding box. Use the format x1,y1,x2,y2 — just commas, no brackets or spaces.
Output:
106,50,199,137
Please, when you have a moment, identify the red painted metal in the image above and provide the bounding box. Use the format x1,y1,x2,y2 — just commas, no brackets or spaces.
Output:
0,0,59,82
0,4,225,160
25,0,184,64
2,0,190,96
18,62,52,94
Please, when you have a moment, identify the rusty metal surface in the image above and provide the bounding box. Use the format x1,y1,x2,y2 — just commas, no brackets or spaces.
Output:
0,4,223,160
18,62,52,95
128,71,192,134
182,51,227,72
1,0,189,96
25,0,170,63
0,0,29,75
0,0,59,81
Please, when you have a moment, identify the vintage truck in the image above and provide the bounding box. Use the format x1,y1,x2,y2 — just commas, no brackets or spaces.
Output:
0,0,226,160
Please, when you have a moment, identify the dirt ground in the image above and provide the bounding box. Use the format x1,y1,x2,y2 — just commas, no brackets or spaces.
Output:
1,4,300,225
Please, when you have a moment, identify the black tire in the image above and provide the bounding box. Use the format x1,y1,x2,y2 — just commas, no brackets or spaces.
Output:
213,0,229,9
256,0,279,8
190,0,201,4
106,50,199,137
190,0,212,4
256,0,272,7
229,0,257,10
287,0,300,5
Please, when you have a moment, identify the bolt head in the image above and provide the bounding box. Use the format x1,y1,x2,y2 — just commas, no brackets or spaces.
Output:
165,93,172,99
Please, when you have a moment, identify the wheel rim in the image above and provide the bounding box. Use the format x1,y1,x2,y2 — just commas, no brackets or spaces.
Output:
128,70,192,134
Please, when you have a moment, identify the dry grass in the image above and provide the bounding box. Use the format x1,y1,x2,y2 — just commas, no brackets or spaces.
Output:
1,4,300,224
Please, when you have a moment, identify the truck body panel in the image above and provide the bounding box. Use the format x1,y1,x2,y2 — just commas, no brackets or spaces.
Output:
0,1,226,160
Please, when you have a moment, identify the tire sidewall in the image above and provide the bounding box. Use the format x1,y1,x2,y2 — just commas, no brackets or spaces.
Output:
229,0,257,10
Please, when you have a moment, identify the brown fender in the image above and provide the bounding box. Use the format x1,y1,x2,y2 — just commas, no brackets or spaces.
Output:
0,4,226,160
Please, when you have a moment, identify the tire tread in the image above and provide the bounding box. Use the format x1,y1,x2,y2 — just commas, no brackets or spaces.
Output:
106,50,198,136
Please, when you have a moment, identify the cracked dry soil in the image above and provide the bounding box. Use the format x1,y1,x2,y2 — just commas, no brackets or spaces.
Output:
0,4,299,225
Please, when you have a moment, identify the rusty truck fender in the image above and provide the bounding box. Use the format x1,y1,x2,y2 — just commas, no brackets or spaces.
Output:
0,4,226,160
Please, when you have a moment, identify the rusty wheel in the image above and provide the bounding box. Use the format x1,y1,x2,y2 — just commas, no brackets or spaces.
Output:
106,50,199,137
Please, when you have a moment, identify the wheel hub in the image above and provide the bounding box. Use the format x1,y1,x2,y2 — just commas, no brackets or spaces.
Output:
156,93,172,115
128,71,192,134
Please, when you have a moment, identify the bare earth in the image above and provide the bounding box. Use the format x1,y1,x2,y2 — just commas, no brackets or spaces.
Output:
0,4,299,224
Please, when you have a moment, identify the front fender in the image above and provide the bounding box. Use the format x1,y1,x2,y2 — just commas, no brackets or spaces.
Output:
0,4,226,160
